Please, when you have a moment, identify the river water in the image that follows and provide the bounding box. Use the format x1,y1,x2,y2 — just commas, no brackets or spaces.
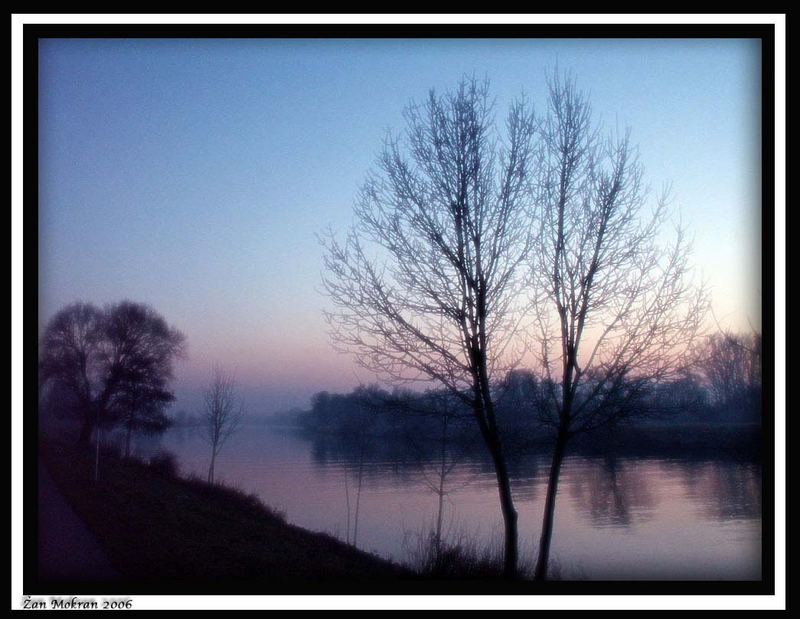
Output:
133,423,761,580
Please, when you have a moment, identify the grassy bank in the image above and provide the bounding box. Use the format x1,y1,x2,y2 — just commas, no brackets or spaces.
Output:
39,437,410,590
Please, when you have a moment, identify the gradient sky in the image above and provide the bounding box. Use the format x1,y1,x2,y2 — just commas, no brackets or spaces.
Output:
38,38,762,414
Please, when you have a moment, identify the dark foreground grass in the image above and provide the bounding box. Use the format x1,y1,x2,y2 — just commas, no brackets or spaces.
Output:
404,530,519,580
39,438,410,588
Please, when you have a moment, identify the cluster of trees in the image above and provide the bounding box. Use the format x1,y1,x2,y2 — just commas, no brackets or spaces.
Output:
638,329,763,424
299,347,762,558
39,301,186,459
320,72,757,579
40,302,246,485
299,330,763,442
39,301,244,483
697,330,762,420
299,386,460,438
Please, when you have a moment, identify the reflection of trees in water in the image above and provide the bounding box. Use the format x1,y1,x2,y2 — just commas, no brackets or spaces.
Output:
310,433,424,489
308,430,546,493
673,460,762,522
565,456,657,529
307,430,544,507
502,454,543,503
304,430,761,528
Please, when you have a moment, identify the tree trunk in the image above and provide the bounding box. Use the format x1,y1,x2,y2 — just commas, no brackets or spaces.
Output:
94,424,102,482
475,408,518,579
207,450,216,484
352,447,365,549
435,417,447,560
478,426,518,578
343,466,351,544
493,446,519,580
435,488,445,561
534,430,569,581
124,421,133,459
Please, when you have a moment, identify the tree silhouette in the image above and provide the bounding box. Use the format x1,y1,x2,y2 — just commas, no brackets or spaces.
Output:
39,300,185,461
39,302,104,445
102,301,185,457
526,72,708,579
202,365,244,484
698,330,762,418
322,77,537,578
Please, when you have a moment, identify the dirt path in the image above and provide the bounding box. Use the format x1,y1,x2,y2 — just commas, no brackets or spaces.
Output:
38,459,120,581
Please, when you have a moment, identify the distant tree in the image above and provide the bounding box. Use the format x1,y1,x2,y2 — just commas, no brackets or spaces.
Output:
493,369,542,440
322,77,537,578
648,373,710,421
310,391,332,422
102,302,185,457
39,302,104,445
202,366,244,484
697,330,762,420
39,301,185,456
337,385,387,548
525,72,708,579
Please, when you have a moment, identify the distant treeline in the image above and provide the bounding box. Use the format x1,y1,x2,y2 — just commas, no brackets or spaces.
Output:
281,331,762,442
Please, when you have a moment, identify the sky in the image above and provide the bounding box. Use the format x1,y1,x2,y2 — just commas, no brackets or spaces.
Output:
38,38,762,414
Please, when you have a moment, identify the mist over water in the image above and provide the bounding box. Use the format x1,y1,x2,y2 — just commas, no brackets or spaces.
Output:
131,423,761,580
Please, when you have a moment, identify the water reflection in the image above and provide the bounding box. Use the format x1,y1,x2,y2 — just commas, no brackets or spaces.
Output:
675,460,762,522
566,457,657,529
125,424,761,580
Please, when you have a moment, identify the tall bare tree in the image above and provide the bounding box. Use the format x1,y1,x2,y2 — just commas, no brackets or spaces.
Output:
202,366,244,484
322,77,537,578
526,72,708,580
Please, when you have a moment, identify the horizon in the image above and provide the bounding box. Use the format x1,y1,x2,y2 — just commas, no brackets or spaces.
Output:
38,37,762,414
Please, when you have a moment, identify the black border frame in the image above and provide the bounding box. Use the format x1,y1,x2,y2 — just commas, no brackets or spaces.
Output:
21,20,778,598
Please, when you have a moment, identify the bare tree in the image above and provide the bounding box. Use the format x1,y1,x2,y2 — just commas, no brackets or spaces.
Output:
322,77,537,578
526,72,708,580
696,329,761,418
351,436,366,549
342,397,375,549
379,388,475,561
202,366,244,484
410,396,475,562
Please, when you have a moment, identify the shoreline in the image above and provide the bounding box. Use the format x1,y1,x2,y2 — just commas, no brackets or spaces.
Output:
38,437,411,591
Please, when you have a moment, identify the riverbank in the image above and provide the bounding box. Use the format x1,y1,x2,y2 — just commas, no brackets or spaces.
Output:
38,437,410,592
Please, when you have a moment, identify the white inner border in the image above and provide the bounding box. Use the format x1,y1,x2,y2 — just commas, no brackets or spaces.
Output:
11,12,786,611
